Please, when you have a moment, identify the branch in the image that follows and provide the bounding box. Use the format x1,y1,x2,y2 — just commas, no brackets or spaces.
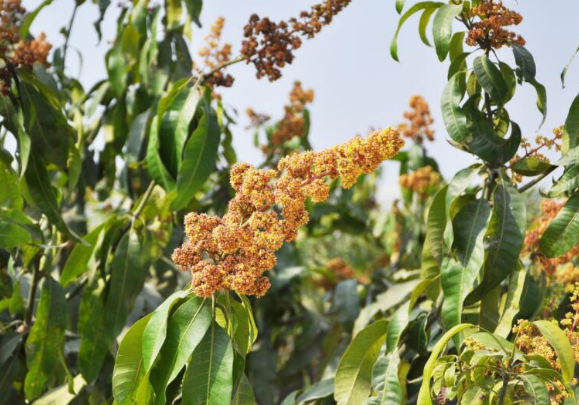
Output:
517,165,557,194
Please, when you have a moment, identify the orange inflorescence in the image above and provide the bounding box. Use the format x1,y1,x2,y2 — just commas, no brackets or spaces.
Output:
523,199,579,275
241,0,351,81
172,129,404,297
466,0,525,49
198,17,234,87
397,95,434,143
326,257,355,280
510,126,563,183
398,166,440,198
0,0,52,95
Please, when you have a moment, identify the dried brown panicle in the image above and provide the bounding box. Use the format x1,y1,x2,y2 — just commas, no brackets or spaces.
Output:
466,0,525,49
241,0,352,81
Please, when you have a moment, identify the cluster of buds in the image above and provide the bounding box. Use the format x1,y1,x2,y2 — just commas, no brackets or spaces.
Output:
466,0,525,49
523,199,579,275
0,0,52,95
172,129,404,297
240,0,351,81
198,17,234,87
398,166,440,198
397,95,434,143
510,127,563,183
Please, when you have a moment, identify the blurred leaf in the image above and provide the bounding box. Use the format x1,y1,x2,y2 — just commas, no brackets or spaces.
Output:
549,165,579,197
297,378,334,403
184,0,203,27
150,297,212,405
521,375,550,405
0,156,22,209
112,314,153,405
395,0,406,14
539,190,579,258
0,221,31,249
512,157,553,176
561,45,579,88
32,374,87,405
334,320,389,405
106,43,126,99
25,276,67,401
232,373,257,405
60,224,105,286
494,262,526,337
333,280,359,324
432,4,463,61
93,0,112,41
181,321,234,405
418,7,437,46
566,94,579,150
364,353,404,405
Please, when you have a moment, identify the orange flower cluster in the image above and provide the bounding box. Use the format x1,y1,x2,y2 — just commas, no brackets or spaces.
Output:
198,17,234,87
399,166,440,198
523,199,579,275
466,0,525,49
172,129,404,297
510,127,563,183
246,107,270,129
326,257,355,280
397,95,434,143
241,0,351,81
0,0,51,95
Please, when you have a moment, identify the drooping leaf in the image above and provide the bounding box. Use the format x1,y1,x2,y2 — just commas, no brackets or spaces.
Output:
561,45,579,88
146,115,176,191
0,157,22,209
533,320,575,384
495,262,526,337
24,276,67,401
297,378,334,403
112,314,153,405
549,165,579,197
60,224,105,286
150,297,212,405
181,321,234,405
441,72,469,143
432,4,463,61
334,320,389,405
473,55,509,107
539,190,579,258
566,94,579,150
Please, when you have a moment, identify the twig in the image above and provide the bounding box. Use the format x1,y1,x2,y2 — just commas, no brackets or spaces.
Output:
517,165,557,193
62,3,79,69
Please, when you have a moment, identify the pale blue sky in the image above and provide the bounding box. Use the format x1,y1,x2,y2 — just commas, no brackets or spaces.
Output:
20,0,579,200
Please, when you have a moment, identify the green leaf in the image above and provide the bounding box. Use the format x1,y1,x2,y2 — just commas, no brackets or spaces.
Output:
432,4,462,62
333,279,359,324
0,157,22,209
0,221,31,249
395,0,406,14
142,290,190,372
104,229,145,339
181,321,234,405
539,191,579,258
473,55,509,107
466,116,521,167
386,302,410,353
19,0,54,38
512,44,536,81
390,2,444,61
417,324,473,405
232,374,257,405
441,199,491,333
184,0,203,27
32,374,87,405
106,43,127,99
441,72,469,143
150,297,212,405
418,7,437,46
334,320,389,405
530,79,548,128
512,157,553,176
521,374,550,405
113,314,153,405
533,320,575,384
364,353,404,405
549,165,579,197
566,94,579,150
171,102,221,210
25,276,67,401
173,86,202,169
297,378,334,403
466,182,526,303
494,262,526,337
561,45,579,88
165,0,183,29
146,115,176,191
60,224,105,286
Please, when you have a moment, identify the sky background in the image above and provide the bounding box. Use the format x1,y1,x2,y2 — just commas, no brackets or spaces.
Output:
18,0,579,201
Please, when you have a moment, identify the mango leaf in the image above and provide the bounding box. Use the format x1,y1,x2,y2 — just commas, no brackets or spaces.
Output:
441,72,469,143
150,297,212,405
417,324,473,405
106,43,126,99
78,282,108,382
232,374,257,405
539,190,579,258
112,314,153,405
441,199,491,333
494,262,526,337
473,55,509,107
333,279,359,324
386,302,410,353
0,221,31,249
0,157,22,209
334,320,389,405
512,157,553,176
181,321,234,405
171,101,221,210
432,4,463,61
561,45,579,88
60,224,105,286
466,182,526,304
24,276,67,401
465,116,521,167
364,353,404,405
521,374,551,405
146,115,176,191
297,378,334,403
31,374,87,405
533,320,575,384
395,0,405,14
566,94,579,150
418,7,438,46
549,165,579,197
390,2,444,61
142,290,190,372
512,44,547,126
104,229,145,338
184,0,203,27
530,79,548,128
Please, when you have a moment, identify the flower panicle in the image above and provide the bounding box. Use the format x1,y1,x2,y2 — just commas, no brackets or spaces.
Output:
172,128,404,297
